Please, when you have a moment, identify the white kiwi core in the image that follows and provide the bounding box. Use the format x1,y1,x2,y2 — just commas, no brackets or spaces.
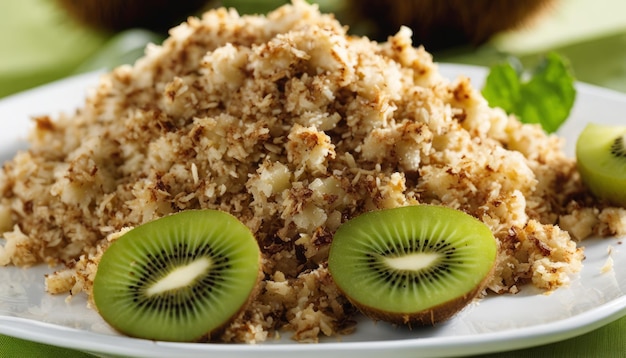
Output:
383,252,441,271
146,257,212,296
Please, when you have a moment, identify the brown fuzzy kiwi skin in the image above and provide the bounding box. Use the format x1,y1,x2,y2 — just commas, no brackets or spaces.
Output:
342,262,496,327
54,0,557,46
54,0,208,32
348,0,558,49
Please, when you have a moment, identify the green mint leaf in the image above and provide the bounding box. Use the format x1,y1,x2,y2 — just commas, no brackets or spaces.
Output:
481,52,576,133
481,59,522,114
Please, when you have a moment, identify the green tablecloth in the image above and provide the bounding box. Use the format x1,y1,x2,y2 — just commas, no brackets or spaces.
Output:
0,0,625,357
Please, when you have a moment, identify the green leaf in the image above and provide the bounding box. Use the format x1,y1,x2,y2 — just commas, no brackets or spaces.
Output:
481,52,576,133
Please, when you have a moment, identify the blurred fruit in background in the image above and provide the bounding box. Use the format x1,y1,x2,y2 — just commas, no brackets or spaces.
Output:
54,0,556,50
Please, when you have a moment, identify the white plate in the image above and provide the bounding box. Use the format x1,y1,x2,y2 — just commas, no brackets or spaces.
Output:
0,64,624,358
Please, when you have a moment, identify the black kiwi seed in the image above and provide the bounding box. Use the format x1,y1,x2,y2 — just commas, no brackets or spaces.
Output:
610,135,626,158
93,209,261,342
328,205,497,326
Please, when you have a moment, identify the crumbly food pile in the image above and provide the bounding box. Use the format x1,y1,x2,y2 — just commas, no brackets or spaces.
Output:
1,0,625,343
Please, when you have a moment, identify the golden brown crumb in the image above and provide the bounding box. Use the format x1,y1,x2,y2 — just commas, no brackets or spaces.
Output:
600,246,615,274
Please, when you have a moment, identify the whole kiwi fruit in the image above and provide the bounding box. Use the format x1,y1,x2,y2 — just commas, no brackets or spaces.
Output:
93,209,261,342
54,0,208,32
55,0,556,51
328,205,497,326
576,123,626,207
347,0,557,49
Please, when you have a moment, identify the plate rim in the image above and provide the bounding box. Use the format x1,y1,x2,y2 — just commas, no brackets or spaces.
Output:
1,294,624,358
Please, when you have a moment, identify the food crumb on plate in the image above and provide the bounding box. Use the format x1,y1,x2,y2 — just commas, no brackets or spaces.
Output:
600,246,615,274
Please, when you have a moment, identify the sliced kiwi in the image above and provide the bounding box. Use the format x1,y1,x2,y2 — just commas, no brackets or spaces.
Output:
328,205,497,326
93,209,261,342
576,123,626,207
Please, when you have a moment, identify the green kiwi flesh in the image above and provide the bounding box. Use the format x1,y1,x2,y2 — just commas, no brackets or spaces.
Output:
93,209,261,342
576,123,626,207
328,205,497,325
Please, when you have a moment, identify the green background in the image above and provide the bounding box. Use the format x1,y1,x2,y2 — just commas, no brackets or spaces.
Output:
0,0,624,357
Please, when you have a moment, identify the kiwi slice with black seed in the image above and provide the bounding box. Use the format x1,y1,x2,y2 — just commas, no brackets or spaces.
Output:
328,205,497,326
576,123,626,207
93,209,261,342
